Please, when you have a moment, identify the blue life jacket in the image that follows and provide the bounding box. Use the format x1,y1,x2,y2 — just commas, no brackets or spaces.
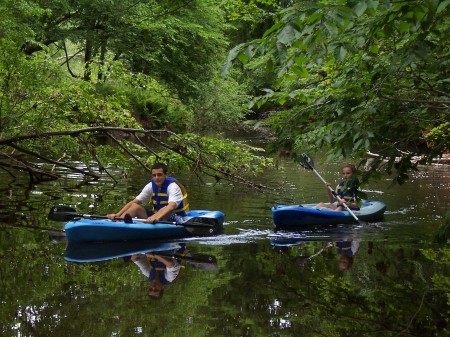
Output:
334,241,354,257
150,176,189,216
336,180,357,203
148,259,170,285
148,244,187,285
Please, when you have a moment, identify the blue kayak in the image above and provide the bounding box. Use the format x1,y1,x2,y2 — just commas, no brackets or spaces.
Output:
64,210,225,242
272,200,386,227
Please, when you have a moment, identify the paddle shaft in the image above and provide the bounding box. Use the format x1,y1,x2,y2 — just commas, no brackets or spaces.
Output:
71,213,215,228
310,167,361,223
156,252,217,265
63,212,171,224
296,247,326,267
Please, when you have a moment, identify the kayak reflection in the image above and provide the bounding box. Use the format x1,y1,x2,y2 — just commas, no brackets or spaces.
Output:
64,240,218,299
270,228,362,271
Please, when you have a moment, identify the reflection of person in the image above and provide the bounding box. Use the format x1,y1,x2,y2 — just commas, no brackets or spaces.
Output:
334,239,361,271
107,163,189,223
131,243,188,299
316,164,360,211
131,251,185,299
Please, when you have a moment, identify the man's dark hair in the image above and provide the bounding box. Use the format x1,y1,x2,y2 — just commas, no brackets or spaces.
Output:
151,163,168,174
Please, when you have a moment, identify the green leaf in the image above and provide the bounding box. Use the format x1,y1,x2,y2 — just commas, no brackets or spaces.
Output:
354,2,368,17
369,44,379,53
398,21,410,33
437,0,450,14
221,43,246,74
291,64,309,78
335,45,347,61
238,53,249,64
277,24,299,46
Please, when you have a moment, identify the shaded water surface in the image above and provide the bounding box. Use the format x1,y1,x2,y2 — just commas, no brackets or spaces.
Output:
0,159,449,336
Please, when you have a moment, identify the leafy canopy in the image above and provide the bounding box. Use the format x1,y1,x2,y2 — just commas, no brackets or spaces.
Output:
223,0,450,184
0,0,272,185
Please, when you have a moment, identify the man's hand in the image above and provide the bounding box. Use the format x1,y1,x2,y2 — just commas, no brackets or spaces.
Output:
146,214,159,223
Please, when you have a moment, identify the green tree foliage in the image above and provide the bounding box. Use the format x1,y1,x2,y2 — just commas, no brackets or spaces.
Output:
144,132,273,188
0,0,271,184
223,0,450,184
221,0,281,42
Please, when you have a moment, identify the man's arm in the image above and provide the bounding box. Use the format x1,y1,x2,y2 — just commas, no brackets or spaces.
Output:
131,254,151,278
107,198,142,219
107,181,153,220
146,201,177,222
146,254,181,282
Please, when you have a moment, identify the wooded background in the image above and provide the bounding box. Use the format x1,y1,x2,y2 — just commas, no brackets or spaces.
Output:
0,0,448,185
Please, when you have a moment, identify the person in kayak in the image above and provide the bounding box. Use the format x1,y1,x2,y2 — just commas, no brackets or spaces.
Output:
316,164,360,211
107,162,189,223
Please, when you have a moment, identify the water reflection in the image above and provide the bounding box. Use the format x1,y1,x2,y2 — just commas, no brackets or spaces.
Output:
270,224,364,271
1,158,448,336
64,240,218,299
333,238,361,271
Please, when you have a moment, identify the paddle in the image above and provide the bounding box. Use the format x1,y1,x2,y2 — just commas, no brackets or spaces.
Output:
156,252,218,270
295,243,333,267
299,153,365,225
48,206,150,223
295,247,326,267
48,205,220,236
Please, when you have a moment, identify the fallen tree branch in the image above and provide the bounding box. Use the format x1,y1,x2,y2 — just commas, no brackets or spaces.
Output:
78,137,117,183
0,156,59,181
0,126,171,145
145,131,278,191
134,133,161,159
0,126,277,191
8,142,100,179
106,132,150,173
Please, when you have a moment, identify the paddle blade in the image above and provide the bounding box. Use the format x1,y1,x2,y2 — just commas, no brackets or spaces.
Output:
299,153,314,170
182,253,218,270
181,217,223,236
48,206,79,222
123,214,133,224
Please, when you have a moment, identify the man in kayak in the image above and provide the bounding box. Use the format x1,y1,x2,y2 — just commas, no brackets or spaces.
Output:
107,162,189,223
316,164,360,211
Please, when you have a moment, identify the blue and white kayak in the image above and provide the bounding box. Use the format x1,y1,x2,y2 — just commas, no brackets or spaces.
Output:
64,210,225,242
272,200,386,227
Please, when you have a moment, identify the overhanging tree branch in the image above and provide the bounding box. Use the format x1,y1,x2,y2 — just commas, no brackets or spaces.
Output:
0,127,169,145
144,131,277,191
0,127,277,191
7,142,100,179
105,132,150,173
